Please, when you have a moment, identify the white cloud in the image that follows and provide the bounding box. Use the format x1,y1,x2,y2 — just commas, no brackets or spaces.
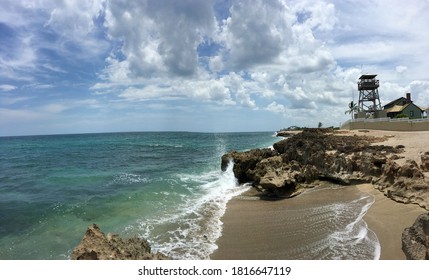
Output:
330,0,429,80
0,0,109,83
119,86,180,101
236,91,257,108
23,83,55,90
41,103,68,114
0,96,31,105
105,0,216,78
94,0,344,115
291,0,337,32
284,87,317,109
208,55,224,73
0,84,17,91
0,32,38,80
396,65,407,74
0,108,45,124
266,101,287,114
410,80,429,108
185,80,235,105
44,0,108,57
221,0,293,70
2,0,429,134
46,0,104,36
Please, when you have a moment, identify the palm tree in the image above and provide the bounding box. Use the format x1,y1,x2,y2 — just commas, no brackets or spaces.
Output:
345,101,359,119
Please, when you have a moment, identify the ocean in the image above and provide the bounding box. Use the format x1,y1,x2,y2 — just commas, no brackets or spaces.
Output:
0,131,278,259
0,131,380,260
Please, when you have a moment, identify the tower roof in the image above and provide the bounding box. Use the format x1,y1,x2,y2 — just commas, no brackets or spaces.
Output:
359,74,377,80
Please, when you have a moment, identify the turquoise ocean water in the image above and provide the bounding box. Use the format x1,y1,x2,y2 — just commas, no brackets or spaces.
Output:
0,131,379,260
0,131,279,259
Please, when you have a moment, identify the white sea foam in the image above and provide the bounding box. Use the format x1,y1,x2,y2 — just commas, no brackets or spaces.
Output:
128,172,381,260
327,195,380,260
129,160,249,259
314,187,380,259
113,173,148,185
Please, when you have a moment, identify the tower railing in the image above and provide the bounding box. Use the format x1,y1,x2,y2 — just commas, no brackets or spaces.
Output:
358,80,379,90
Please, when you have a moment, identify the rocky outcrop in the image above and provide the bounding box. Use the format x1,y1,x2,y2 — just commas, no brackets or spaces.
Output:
71,224,170,260
373,159,429,209
421,152,429,172
275,130,295,137
402,213,429,260
221,148,277,184
222,129,429,209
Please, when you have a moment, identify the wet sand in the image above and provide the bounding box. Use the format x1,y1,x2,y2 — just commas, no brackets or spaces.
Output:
356,184,426,259
211,130,429,260
211,185,376,260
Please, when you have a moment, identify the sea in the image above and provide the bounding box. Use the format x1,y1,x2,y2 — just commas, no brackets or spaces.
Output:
0,131,380,260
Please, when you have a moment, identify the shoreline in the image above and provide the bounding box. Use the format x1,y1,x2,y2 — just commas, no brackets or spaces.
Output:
211,183,425,260
212,129,429,260
356,184,426,259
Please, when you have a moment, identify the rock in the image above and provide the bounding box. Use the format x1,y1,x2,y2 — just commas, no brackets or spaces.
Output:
398,160,424,179
221,128,429,208
71,224,170,260
402,213,429,260
252,156,300,193
276,131,294,137
421,152,429,172
373,158,429,209
221,148,277,184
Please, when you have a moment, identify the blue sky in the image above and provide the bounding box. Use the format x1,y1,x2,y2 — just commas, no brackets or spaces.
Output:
1,0,428,136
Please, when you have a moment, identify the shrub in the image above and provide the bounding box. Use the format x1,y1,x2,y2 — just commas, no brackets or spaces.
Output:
396,113,408,118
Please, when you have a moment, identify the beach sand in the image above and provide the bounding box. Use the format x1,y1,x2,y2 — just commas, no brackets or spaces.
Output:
211,130,429,260
356,184,425,259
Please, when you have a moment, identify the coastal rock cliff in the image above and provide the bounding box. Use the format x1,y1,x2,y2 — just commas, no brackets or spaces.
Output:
222,129,429,209
71,224,170,260
402,213,429,260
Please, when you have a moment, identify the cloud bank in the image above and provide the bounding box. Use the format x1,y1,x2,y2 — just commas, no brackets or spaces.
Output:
1,0,429,135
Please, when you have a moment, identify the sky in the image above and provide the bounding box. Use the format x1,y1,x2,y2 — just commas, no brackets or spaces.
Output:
1,0,429,136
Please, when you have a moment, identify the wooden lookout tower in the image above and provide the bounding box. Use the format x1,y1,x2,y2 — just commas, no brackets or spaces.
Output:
357,74,382,116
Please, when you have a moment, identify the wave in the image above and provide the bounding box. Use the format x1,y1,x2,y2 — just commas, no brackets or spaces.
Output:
283,186,380,259
126,160,249,259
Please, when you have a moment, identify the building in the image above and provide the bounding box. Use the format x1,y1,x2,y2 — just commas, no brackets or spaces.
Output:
383,93,424,119
357,74,382,116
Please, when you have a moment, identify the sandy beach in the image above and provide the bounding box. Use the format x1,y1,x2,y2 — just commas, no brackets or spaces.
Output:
211,130,429,260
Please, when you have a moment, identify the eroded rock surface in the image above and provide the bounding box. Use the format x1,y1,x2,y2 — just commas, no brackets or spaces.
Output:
402,213,429,260
71,224,170,260
222,128,429,209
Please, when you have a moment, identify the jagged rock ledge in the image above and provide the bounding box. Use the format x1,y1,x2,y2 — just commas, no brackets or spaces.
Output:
71,224,170,260
402,213,429,260
223,128,429,258
221,128,429,209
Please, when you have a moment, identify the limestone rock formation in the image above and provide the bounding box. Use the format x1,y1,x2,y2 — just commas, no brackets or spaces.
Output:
402,213,429,260
221,148,277,184
374,159,429,209
71,224,170,260
275,130,294,137
222,128,429,209
421,152,429,172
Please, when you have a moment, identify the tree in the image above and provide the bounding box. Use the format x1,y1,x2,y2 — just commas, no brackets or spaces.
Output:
345,101,359,119
318,122,323,128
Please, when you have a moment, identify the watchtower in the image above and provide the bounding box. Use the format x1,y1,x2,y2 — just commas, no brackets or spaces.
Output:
357,74,382,115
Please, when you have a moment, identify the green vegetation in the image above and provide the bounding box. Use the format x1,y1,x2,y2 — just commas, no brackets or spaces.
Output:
345,101,359,119
396,113,408,118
